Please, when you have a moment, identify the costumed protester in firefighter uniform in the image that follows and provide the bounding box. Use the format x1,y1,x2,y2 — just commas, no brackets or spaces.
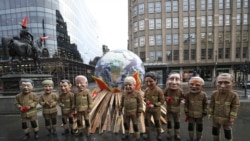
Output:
143,71,165,140
74,75,93,136
208,73,240,141
163,72,185,140
39,79,58,136
15,79,39,141
184,76,208,141
119,76,143,141
58,79,75,135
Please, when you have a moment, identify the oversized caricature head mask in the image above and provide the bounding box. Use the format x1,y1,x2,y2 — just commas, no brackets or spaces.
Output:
167,73,181,90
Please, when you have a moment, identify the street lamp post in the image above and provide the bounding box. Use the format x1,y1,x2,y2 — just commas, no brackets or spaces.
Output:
243,60,249,97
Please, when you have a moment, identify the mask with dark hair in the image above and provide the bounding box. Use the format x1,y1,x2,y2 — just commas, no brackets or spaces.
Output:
145,71,157,80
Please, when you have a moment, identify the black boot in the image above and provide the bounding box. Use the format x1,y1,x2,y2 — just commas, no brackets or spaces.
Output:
22,134,30,141
47,129,51,136
122,134,129,140
34,132,39,140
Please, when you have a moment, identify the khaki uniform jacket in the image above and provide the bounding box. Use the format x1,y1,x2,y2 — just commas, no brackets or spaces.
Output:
74,89,93,112
39,93,58,114
144,86,164,111
164,88,185,113
209,90,240,122
120,90,143,115
59,92,74,115
15,92,38,118
184,91,208,118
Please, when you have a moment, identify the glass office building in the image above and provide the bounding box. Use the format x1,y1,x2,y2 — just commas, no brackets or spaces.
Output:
0,0,101,63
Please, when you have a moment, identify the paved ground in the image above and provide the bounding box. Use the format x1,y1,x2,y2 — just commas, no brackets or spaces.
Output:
0,82,250,141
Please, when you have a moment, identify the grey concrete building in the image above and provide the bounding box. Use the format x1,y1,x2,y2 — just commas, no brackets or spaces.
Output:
128,0,250,84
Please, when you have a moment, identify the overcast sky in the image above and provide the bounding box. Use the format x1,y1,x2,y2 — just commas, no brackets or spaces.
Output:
85,0,128,51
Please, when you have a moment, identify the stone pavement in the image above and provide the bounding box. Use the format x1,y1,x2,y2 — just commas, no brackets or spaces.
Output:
0,83,249,141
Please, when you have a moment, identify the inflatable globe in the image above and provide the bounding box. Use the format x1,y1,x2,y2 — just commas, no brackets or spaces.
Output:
94,50,145,90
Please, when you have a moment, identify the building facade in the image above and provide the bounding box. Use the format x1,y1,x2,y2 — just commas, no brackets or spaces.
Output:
128,0,250,84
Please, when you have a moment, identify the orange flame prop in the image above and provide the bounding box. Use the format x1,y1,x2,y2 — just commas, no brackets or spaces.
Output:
132,71,141,90
92,76,110,91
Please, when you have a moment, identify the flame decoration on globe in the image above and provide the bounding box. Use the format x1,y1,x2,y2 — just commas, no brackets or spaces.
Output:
94,50,145,91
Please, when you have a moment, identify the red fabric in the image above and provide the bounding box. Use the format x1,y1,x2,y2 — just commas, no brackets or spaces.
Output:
40,36,49,41
166,97,173,103
21,106,28,112
72,112,77,118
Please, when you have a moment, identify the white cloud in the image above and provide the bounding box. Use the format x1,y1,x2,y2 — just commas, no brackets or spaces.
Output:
85,0,128,51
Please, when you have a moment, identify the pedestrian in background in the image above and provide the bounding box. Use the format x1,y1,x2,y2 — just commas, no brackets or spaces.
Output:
143,71,165,140
15,79,39,141
208,73,240,141
39,79,58,136
58,79,76,135
74,75,93,136
185,76,208,141
119,76,143,141
163,72,185,140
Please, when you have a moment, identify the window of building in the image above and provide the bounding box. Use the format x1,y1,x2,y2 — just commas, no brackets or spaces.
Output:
225,48,230,58
201,33,206,43
183,17,189,27
190,0,195,10
243,47,248,58
242,31,248,41
149,19,154,30
149,52,155,62
191,49,196,60
166,18,172,28
208,32,213,43
208,16,213,26
219,15,223,26
225,31,231,42
184,34,191,44
156,35,162,45
140,52,145,61
174,50,179,60
133,6,137,17
156,51,162,61
218,48,223,59
201,16,206,27
166,1,171,12
138,3,144,14
237,0,241,8
149,35,155,46
190,17,196,27
236,31,241,42
236,14,241,25
236,47,240,58
139,20,144,30
243,14,248,25
156,19,161,29
183,0,189,11
225,15,231,25
173,1,178,11
139,36,145,46
208,0,213,9
190,33,196,43
208,49,213,59
133,22,138,32
184,50,189,60
148,3,154,13
218,32,224,43
166,51,172,61
173,18,179,28
219,0,224,9
244,0,248,7
166,35,172,45
173,34,179,44
225,0,231,8
201,0,206,10
134,38,138,47
201,49,206,59
155,2,161,13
